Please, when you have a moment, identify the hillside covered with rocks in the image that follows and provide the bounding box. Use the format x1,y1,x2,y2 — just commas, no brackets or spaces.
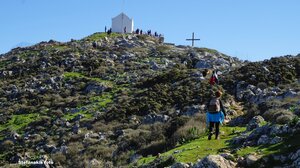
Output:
0,32,299,167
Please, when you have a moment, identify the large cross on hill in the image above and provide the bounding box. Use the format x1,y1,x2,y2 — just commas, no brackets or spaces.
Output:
186,32,200,47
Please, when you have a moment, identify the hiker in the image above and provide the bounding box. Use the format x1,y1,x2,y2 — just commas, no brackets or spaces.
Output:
209,70,219,85
124,27,127,33
107,28,112,35
202,69,209,77
105,26,107,33
206,90,226,140
136,29,140,34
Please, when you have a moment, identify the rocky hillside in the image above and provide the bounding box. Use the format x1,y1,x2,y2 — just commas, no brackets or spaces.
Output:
0,32,299,168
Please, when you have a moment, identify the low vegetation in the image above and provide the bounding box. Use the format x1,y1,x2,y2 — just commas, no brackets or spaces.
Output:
0,32,299,167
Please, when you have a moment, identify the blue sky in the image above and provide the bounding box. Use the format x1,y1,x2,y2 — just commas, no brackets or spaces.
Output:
0,0,299,61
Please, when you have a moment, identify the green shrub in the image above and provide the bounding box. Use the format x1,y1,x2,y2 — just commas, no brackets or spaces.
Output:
257,82,268,90
137,35,147,41
138,140,167,157
263,108,295,124
289,117,300,127
276,114,294,124
156,45,171,54
1,140,14,150
51,153,66,167
85,145,115,161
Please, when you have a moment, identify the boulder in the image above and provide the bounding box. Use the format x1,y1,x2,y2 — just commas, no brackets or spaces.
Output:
12,132,21,141
93,111,102,120
129,154,142,163
88,159,102,168
115,129,125,137
149,61,160,70
171,162,190,168
247,115,265,131
65,121,71,127
128,115,140,124
72,122,80,134
270,124,290,135
236,81,247,100
292,158,300,167
226,110,238,116
53,118,65,126
99,132,106,141
110,54,118,60
219,153,235,161
257,135,270,145
228,117,247,126
182,105,201,116
247,125,270,142
120,53,135,61
283,89,298,98
57,145,68,154
270,136,282,144
188,51,201,60
246,154,259,166
273,155,287,163
230,134,247,146
85,83,107,94
116,39,135,48
290,149,300,161
195,60,212,69
203,51,214,57
10,153,23,163
142,114,170,124
177,45,188,49
44,144,57,153
262,66,270,73
193,155,236,168
214,58,230,67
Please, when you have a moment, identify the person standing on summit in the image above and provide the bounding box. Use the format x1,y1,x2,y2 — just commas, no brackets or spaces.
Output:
206,90,226,140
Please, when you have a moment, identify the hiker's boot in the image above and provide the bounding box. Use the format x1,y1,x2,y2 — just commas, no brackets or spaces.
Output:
215,132,219,140
208,133,212,140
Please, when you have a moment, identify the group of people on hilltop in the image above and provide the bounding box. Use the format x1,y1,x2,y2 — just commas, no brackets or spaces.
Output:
104,26,161,37
202,68,227,140
135,28,161,37
105,26,112,35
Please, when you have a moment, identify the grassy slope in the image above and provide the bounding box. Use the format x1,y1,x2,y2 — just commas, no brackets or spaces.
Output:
0,113,40,133
137,126,246,166
137,124,300,167
61,72,129,121
237,132,300,167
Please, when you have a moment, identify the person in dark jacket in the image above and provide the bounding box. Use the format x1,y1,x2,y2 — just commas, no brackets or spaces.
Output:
206,90,226,140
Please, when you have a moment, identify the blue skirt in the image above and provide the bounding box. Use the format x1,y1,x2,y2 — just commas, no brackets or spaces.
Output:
206,111,225,124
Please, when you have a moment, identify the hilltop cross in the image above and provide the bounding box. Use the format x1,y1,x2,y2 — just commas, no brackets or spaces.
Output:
186,32,200,47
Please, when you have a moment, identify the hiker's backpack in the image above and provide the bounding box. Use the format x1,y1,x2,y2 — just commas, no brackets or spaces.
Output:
207,98,221,112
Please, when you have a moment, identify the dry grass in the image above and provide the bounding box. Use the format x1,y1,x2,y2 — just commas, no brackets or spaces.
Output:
85,144,116,160
171,114,206,145
263,108,295,124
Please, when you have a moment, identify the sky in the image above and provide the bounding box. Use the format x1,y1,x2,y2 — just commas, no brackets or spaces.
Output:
0,0,299,61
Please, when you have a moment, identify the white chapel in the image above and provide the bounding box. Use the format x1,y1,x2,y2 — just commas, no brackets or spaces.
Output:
111,13,134,33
